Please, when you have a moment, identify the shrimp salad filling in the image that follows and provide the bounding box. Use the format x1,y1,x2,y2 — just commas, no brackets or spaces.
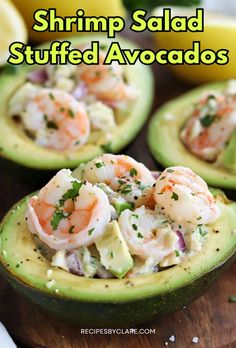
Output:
25,154,221,279
8,46,138,151
181,80,236,163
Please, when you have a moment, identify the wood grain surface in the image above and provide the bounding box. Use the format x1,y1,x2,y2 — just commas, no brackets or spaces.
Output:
0,31,236,348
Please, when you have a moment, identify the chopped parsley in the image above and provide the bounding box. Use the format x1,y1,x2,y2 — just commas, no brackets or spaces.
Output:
95,162,105,169
110,252,114,259
137,232,143,239
132,224,138,231
114,202,135,216
130,168,138,177
118,179,126,185
69,226,75,234
121,184,132,195
68,109,75,118
51,210,66,231
49,92,55,100
200,114,216,128
171,192,179,201
175,250,180,257
132,214,139,219
46,121,59,130
60,181,83,205
88,228,95,236
199,227,207,237
167,169,175,173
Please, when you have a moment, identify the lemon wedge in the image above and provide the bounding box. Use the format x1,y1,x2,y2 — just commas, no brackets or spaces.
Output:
0,0,27,66
153,6,236,84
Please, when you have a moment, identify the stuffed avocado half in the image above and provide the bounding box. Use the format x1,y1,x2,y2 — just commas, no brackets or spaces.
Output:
148,80,236,189
0,35,154,170
1,154,236,327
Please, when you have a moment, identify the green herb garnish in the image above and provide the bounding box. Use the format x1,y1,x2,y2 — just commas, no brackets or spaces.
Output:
49,92,55,100
121,184,132,195
88,228,95,236
51,210,65,231
137,232,143,239
171,192,179,201
200,114,216,128
68,109,75,118
95,162,105,169
175,250,180,257
60,181,83,204
130,168,138,177
69,226,75,234
47,121,58,130
132,224,138,231
114,202,135,216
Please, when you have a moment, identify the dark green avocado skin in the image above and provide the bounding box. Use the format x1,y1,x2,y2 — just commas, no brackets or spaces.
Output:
0,253,234,328
1,190,236,327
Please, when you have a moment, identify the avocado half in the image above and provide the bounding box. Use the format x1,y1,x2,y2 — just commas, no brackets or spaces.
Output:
0,35,154,170
0,189,236,327
148,81,236,189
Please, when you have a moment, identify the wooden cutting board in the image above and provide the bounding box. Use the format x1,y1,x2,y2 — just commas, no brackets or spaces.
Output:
0,31,236,348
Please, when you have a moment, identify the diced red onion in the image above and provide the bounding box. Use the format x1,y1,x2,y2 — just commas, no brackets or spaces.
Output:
176,231,186,252
152,171,161,180
72,83,87,100
27,69,48,84
66,251,84,276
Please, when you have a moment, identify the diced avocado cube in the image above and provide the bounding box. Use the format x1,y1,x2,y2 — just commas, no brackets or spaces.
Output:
95,221,133,278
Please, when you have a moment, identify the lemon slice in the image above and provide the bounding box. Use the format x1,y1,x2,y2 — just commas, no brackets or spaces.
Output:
152,6,236,84
0,0,27,66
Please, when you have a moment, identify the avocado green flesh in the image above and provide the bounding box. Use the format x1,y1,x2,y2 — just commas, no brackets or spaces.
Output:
0,35,154,170
148,81,236,189
222,129,236,173
0,190,236,326
95,221,133,278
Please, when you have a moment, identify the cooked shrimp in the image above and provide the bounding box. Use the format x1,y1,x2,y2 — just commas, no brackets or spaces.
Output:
154,166,220,229
26,169,112,250
9,83,90,151
181,91,236,161
78,154,155,208
118,206,179,264
78,50,137,105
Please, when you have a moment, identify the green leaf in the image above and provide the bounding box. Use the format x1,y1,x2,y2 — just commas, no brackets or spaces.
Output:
114,202,135,216
95,162,105,169
51,210,65,231
130,168,138,177
88,228,95,236
171,192,179,201
200,115,216,128
46,121,58,130
61,181,83,203
120,184,132,195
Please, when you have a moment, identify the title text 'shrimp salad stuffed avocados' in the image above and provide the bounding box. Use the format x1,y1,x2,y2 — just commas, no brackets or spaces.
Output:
1,154,236,326
148,80,236,189
0,35,154,170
